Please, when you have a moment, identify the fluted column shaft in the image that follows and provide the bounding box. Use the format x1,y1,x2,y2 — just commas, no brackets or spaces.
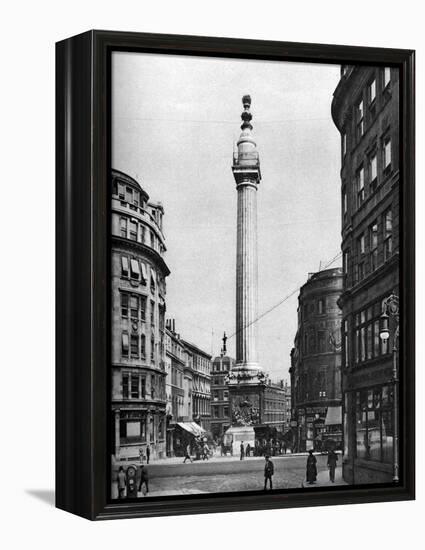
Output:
236,181,259,369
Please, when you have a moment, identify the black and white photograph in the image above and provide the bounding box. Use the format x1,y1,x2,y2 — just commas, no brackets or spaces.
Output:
109,52,401,499
2,0,422,543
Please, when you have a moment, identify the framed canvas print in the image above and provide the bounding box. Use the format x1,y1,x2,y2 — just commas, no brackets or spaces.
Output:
56,30,415,520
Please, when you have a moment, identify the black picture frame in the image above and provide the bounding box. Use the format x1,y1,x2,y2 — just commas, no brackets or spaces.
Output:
56,30,415,520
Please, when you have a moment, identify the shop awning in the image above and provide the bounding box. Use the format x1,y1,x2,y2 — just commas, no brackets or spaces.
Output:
325,406,342,426
176,422,205,437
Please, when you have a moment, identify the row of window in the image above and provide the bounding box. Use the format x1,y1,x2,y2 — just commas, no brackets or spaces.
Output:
119,215,164,255
212,389,229,401
193,396,211,417
346,134,392,213
113,179,164,230
192,378,211,394
192,355,211,374
302,296,336,320
120,291,157,323
296,372,329,402
120,255,160,292
121,331,157,362
342,67,392,154
212,375,227,385
302,329,333,354
211,405,229,419
352,301,389,365
170,366,183,388
113,181,145,209
166,335,186,360
212,361,232,372
343,207,393,284
122,372,165,401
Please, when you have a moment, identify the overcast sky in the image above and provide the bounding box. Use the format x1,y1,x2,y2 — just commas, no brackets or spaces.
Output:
112,52,342,382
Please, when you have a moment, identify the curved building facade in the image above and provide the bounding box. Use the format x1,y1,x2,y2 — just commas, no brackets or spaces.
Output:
111,169,170,460
291,268,343,452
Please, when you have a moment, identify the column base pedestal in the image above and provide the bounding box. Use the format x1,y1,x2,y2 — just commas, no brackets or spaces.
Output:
223,425,256,457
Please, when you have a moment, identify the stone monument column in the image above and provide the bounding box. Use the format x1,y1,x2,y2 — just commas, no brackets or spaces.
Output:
232,95,262,375
225,96,265,450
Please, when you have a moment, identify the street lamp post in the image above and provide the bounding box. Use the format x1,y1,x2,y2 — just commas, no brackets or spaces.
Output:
379,293,400,483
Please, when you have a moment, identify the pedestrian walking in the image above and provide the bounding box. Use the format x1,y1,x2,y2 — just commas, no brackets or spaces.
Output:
240,441,245,460
146,444,150,464
306,450,317,484
117,466,126,499
246,443,251,457
138,464,149,495
327,449,338,482
202,442,210,461
183,443,193,463
139,447,144,464
264,455,274,490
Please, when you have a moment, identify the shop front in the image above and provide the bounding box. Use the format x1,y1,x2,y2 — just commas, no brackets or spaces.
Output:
343,383,394,484
172,421,206,457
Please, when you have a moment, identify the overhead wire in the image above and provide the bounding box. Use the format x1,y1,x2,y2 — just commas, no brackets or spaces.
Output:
226,250,342,341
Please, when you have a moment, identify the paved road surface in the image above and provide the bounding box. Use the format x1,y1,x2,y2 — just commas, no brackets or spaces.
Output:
111,454,331,498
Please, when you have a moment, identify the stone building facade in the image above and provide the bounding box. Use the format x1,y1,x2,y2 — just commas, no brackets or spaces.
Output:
290,268,344,452
261,380,288,436
111,169,169,460
210,354,235,439
283,382,292,433
164,321,190,455
332,65,399,484
182,340,212,431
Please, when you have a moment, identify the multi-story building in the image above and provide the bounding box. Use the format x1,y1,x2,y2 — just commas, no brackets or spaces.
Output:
210,353,235,440
283,381,292,433
291,268,344,452
164,322,211,455
262,379,288,436
332,65,399,484
111,169,169,460
182,340,212,432
164,320,189,455
165,321,186,419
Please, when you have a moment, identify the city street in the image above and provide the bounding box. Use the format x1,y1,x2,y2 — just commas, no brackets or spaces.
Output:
111,454,335,498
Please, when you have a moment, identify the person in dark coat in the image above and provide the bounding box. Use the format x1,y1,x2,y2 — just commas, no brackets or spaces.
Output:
240,441,245,460
138,465,149,494
202,443,210,461
146,444,150,464
246,443,251,458
264,455,274,490
306,450,317,484
183,443,193,463
327,449,338,482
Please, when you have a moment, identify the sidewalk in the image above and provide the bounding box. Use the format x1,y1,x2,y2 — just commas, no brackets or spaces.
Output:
302,466,348,488
112,451,319,469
